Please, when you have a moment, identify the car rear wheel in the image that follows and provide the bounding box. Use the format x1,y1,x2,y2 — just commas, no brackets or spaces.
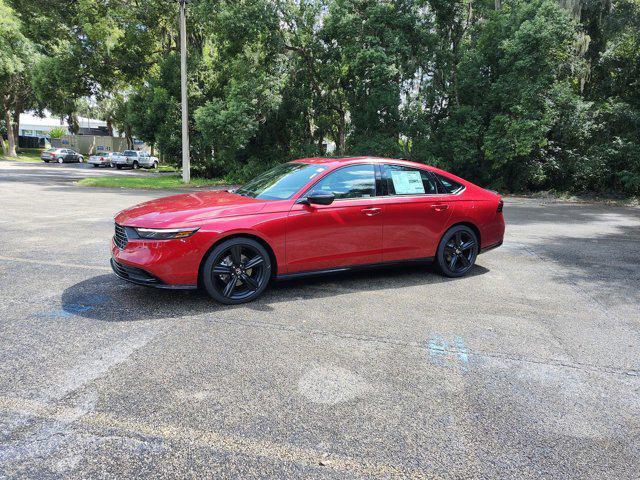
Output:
57,157,63,163
43,160,49,163
116,165,122,169
436,225,478,278
202,238,271,304
132,161,139,170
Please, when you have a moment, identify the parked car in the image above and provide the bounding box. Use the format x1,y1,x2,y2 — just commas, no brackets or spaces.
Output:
111,157,505,304
112,150,159,170
41,148,84,163
88,151,119,167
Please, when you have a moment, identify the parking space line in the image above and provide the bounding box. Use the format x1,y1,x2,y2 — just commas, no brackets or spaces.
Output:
0,255,111,272
0,395,434,479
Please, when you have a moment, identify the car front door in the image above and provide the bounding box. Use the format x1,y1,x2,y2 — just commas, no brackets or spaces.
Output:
285,164,383,274
66,150,76,162
378,164,454,262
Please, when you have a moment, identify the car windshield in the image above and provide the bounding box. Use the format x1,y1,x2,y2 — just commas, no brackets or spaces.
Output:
235,162,328,200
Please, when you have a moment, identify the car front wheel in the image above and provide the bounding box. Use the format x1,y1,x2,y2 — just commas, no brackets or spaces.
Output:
202,238,271,304
436,225,479,278
57,157,64,163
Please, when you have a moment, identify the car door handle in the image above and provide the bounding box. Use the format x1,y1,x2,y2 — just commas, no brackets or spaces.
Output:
361,207,382,216
430,204,449,212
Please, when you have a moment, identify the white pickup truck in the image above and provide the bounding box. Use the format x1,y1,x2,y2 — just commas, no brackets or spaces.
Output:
112,150,159,170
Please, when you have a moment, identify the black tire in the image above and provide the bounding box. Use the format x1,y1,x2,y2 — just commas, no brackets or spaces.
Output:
116,165,122,170
132,161,139,170
436,225,479,278
202,238,272,305
78,156,83,163
57,157,64,163
43,160,49,163
152,161,158,169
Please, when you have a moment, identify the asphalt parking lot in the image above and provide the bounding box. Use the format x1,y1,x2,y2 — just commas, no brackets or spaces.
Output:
1,160,639,479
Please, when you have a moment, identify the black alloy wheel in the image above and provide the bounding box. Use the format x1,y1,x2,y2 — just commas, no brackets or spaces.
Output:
202,238,271,304
436,225,479,277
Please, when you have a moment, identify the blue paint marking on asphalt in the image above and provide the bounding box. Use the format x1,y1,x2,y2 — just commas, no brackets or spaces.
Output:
426,334,471,371
39,304,94,318
37,294,108,318
455,336,469,364
427,335,449,366
64,303,95,314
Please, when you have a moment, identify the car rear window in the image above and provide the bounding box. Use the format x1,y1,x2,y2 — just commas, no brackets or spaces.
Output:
436,174,464,194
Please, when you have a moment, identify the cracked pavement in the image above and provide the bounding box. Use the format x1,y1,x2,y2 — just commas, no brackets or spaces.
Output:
0,160,639,478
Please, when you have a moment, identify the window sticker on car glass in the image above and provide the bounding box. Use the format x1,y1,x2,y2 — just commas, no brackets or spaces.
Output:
391,170,425,194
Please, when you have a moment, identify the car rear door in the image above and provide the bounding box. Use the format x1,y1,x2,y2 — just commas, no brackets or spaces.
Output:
378,164,454,262
285,164,383,274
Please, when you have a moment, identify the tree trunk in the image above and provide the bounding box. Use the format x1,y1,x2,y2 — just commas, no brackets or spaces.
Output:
106,118,114,136
336,110,346,155
12,109,20,147
125,124,133,149
4,109,17,157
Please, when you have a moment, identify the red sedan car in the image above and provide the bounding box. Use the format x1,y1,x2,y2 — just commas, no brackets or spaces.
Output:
111,157,504,304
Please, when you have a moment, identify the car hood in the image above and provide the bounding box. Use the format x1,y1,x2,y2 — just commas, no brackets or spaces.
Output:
115,190,267,228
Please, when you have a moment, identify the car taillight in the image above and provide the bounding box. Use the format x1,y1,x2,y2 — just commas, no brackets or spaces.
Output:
497,200,504,213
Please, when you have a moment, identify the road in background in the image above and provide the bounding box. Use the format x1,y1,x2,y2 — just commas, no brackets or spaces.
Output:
1,161,639,478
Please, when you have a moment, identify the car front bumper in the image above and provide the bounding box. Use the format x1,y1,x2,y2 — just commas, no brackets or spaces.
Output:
110,258,197,289
110,235,207,289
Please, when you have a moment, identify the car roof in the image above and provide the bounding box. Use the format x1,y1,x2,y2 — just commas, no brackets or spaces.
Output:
291,156,472,186
292,156,433,170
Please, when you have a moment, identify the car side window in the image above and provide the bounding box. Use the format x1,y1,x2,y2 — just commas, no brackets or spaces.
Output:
310,164,376,200
382,164,438,195
435,174,464,194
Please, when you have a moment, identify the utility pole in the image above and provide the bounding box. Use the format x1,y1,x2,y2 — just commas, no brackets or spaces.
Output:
179,0,190,183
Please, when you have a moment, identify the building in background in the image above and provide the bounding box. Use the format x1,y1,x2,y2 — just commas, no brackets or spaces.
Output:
18,111,118,138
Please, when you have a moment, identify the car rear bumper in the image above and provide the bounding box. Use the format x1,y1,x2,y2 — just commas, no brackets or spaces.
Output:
479,240,503,254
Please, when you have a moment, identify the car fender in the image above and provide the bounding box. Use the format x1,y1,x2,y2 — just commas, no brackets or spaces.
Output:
198,220,287,275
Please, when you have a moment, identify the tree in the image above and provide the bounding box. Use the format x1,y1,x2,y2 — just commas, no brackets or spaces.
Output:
0,0,35,156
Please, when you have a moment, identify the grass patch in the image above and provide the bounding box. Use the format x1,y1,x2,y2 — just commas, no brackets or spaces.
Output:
77,174,228,190
1,148,43,163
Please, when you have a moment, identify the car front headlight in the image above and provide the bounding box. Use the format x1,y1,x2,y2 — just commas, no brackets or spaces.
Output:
134,227,200,240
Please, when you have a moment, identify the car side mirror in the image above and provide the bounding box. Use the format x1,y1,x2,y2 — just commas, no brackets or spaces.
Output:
302,191,335,206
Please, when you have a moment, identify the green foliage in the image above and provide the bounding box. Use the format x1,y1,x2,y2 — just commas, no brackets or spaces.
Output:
48,126,65,138
5,0,640,194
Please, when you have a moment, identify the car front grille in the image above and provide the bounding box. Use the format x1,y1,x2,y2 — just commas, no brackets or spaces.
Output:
114,223,128,249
